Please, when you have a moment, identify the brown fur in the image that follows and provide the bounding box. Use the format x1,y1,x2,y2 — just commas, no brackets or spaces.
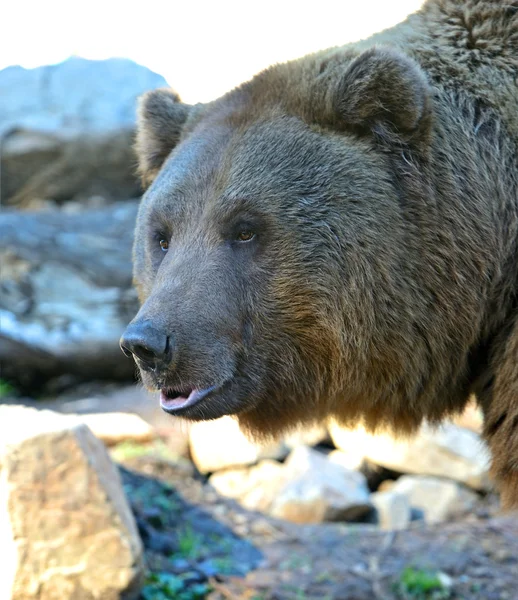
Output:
124,0,518,507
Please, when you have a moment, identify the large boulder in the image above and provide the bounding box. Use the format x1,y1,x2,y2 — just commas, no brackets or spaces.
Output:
0,405,144,600
0,57,167,206
0,202,139,387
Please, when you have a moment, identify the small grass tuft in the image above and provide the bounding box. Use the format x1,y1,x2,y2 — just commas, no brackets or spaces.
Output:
394,566,451,600
177,525,204,560
0,379,16,398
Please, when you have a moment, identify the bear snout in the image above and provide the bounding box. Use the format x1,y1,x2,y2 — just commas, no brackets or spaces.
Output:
120,320,172,369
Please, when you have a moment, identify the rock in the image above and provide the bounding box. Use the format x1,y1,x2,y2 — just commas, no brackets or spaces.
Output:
0,202,139,387
30,384,191,453
2,406,156,448
284,425,330,449
391,475,478,523
209,460,286,513
0,405,144,599
269,446,372,523
328,448,365,472
211,447,371,524
370,491,411,530
377,479,397,492
72,412,156,446
0,57,167,206
329,421,490,490
189,417,286,474
452,399,483,433
3,385,191,457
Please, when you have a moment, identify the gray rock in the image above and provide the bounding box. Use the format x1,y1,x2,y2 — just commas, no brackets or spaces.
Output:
209,460,287,513
0,202,139,386
210,446,372,524
391,475,478,523
329,421,491,490
0,405,144,600
371,491,411,530
0,57,168,205
270,446,372,523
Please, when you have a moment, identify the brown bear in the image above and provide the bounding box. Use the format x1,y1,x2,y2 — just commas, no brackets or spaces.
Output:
120,0,518,508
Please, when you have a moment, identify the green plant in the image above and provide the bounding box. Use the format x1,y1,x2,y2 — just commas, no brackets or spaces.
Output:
142,572,209,600
0,379,15,398
394,567,451,600
177,525,204,560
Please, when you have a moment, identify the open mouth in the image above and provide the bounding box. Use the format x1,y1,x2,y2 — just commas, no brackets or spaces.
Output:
160,386,217,413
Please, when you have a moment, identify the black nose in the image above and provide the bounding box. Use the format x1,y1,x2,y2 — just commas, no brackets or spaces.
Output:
120,321,170,365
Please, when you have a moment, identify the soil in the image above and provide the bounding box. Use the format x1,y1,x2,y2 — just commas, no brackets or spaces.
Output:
119,453,518,600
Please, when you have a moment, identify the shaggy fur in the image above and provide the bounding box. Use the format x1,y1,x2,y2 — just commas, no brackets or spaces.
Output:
125,0,518,507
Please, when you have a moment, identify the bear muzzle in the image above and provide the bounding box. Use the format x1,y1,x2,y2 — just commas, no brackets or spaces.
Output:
119,319,172,369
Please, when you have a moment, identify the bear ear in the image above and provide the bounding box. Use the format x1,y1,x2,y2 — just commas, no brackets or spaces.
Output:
135,88,192,187
330,48,432,148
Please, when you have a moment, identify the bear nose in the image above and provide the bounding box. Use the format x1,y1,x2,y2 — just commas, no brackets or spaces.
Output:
119,321,170,365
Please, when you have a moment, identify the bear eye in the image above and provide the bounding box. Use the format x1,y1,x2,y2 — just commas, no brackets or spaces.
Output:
236,230,255,242
159,239,169,252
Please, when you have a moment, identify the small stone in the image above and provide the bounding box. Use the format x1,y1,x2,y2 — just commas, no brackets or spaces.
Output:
370,491,411,530
391,475,478,523
170,558,191,574
437,572,454,589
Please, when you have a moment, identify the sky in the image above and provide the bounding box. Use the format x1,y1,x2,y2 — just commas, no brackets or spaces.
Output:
2,0,424,103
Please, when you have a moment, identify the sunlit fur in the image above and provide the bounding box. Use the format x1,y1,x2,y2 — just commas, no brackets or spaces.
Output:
130,0,518,507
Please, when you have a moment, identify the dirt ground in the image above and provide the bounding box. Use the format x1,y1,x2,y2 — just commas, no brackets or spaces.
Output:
120,453,518,600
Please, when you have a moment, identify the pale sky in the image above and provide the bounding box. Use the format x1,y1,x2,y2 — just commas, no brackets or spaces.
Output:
2,0,424,103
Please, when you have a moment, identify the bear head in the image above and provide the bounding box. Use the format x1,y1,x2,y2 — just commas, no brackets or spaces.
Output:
121,47,436,438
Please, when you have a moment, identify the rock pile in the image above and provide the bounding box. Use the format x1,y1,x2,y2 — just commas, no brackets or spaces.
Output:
210,446,372,523
0,392,492,599
329,420,490,490
188,405,490,529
